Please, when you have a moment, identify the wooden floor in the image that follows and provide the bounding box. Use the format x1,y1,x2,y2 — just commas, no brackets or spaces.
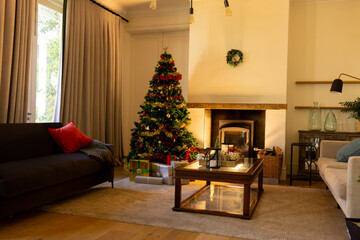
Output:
0,166,326,240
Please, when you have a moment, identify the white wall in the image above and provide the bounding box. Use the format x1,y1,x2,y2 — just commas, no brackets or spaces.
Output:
286,0,360,174
187,0,289,178
188,0,290,104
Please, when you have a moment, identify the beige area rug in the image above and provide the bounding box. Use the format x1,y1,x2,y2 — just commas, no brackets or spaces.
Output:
39,179,349,240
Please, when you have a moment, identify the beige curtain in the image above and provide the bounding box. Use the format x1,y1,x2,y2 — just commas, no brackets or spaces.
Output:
0,0,35,123
61,0,123,162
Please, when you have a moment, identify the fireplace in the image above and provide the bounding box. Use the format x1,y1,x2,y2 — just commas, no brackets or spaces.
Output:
187,103,287,180
211,110,265,158
219,120,254,157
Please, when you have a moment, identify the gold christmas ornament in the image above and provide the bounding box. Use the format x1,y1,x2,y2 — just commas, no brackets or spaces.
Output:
166,113,171,118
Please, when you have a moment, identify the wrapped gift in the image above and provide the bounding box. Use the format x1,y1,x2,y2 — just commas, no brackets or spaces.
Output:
151,162,172,177
129,159,150,181
134,176,163,185
157,162,173,185
163,175,174,185
166,155,177,165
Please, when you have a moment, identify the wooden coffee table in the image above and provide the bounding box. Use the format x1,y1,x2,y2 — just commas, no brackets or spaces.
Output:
172,158,264,219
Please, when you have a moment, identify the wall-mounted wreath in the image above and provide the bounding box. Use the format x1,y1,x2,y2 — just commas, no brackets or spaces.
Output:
226,49,243,67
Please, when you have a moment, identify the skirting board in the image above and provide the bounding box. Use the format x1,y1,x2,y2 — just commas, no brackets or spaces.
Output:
264,177,280,184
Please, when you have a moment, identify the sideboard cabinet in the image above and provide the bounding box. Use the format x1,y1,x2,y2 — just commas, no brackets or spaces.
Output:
297,131,360,177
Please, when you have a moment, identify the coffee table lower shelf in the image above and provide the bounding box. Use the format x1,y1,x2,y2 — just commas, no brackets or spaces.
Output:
173,184,263,219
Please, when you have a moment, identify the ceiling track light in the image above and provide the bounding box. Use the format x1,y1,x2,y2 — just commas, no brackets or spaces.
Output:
150,0,156,10
224,0,232,16
189,0,194,24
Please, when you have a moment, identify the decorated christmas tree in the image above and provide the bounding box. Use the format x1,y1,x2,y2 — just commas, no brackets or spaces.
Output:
127,50,198,164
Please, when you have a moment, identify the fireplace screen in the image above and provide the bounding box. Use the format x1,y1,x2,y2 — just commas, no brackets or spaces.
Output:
219,120,254,157
221,127,249,153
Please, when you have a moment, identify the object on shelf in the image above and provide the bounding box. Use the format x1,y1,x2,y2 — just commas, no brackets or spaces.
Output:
324,110,337,132
308,102,322,131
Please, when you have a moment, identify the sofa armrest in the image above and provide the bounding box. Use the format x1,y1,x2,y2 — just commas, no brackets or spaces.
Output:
346,156,360,219
105,144,114,156
320,140,349,159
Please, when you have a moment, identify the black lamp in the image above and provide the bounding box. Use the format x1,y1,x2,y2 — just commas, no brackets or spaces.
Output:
330,73,360,93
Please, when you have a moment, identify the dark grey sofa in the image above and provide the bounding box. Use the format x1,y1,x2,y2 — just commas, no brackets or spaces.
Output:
0,123,114,218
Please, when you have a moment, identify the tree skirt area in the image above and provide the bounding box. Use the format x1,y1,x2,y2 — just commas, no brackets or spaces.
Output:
38,179,349,240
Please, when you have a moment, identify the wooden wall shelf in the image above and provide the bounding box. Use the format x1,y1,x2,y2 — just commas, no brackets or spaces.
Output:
295,106,347,110
295,81,360,84
187,103,287,110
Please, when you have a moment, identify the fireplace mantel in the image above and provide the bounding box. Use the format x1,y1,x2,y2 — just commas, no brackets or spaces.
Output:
187,103,287,110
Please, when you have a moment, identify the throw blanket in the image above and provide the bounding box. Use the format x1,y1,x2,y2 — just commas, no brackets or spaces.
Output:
79,140,118,166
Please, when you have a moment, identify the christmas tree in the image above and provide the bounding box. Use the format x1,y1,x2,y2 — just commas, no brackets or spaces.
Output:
127,50,198,164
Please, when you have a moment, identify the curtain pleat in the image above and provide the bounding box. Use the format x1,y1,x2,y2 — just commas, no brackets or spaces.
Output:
61,0,123,162
0,0,33,123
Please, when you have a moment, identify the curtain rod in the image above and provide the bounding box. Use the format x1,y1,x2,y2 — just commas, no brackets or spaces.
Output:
89,0,129,22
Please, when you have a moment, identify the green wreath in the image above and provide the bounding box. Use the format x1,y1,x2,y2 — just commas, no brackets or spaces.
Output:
226,49,243,67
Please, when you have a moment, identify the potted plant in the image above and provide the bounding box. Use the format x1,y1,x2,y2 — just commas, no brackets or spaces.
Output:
340,97,360,132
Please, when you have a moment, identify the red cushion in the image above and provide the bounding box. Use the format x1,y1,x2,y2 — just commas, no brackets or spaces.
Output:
48,121,93,153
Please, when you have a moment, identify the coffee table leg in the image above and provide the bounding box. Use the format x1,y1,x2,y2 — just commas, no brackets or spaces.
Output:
174,177,182,208
258,169,263,191
243,184,250,217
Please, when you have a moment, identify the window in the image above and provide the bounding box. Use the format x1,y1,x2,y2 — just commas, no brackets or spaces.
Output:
28,0,63,122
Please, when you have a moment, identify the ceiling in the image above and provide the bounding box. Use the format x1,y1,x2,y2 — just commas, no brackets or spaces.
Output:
96,0,188,16
119,0,187,10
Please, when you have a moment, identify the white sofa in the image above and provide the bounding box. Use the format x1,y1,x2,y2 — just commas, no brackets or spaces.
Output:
318,140,360,220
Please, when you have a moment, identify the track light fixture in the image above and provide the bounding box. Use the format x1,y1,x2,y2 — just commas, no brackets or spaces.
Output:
150,0,231,24
189,0,194,24
150,0,156,10
224,0,232,16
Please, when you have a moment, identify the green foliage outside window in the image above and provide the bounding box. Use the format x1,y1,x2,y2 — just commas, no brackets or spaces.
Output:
36,5,61,122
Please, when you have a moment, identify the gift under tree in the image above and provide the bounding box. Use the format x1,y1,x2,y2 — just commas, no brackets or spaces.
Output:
127,50,197,164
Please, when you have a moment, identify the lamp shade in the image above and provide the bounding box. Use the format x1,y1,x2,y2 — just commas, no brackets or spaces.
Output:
330,79,343,93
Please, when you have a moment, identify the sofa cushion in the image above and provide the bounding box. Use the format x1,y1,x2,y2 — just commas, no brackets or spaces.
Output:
0,123,63,164
318,157,347,174
323,168,348,201
336,138,360,162
0,153,104,198
48,121,93,153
